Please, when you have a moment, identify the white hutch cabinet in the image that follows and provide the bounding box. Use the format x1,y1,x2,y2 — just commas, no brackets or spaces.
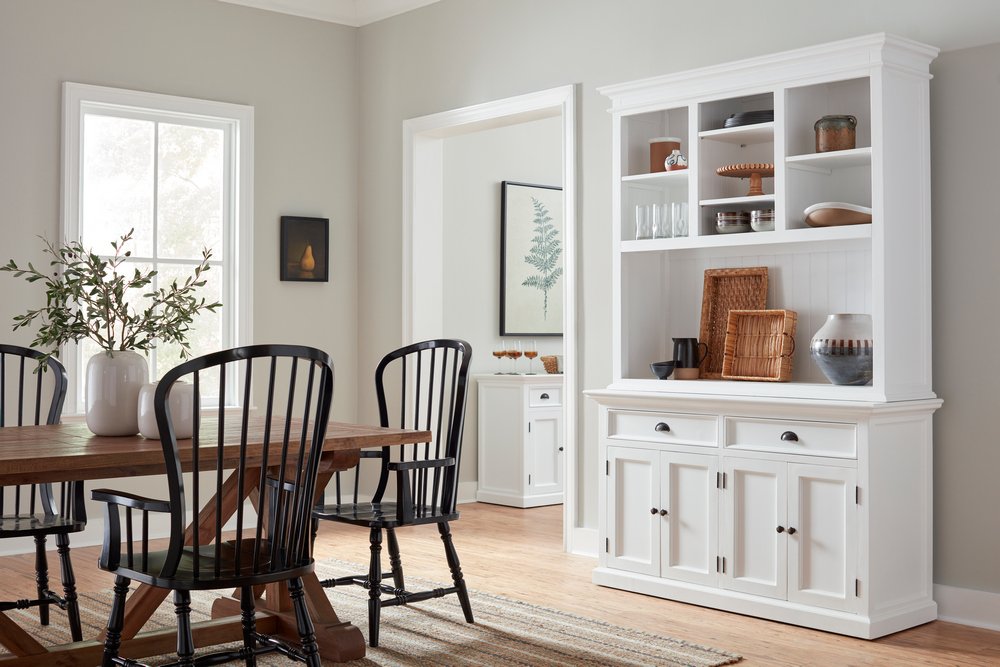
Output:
476,374,564,508
587,34,941,639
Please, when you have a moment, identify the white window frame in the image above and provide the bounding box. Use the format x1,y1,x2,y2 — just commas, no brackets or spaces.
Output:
61,82,254,414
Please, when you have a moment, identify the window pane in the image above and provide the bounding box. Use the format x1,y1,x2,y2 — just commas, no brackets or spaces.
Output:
157,123,225,261
151,261,224,381
82,115,154,255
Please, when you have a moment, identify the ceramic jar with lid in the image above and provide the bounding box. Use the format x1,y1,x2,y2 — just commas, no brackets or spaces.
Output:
814,115,857,152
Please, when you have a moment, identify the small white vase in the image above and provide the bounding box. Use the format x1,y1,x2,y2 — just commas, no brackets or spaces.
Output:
138,381,195,440
85,350,149,436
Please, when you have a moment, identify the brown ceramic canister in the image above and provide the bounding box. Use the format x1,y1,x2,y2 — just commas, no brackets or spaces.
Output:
649,137,681,172
814,115,857,152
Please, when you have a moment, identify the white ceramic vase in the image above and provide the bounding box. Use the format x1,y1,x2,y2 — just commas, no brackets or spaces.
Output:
809,313,874,386
137,381,195,440
85,350,149,436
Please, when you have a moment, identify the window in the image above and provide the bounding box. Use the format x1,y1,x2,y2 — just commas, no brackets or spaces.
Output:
62,83,253,412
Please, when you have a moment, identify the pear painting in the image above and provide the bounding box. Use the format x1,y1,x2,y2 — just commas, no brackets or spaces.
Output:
300,242,316,275
280,216,329,282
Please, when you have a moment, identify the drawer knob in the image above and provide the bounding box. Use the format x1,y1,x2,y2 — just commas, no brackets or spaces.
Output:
787,527,797,535
780,431,799,442
650,507,659,515
654,422,671,433
558,446,564,452
539,393,550,400
776,525,785,533
659,508,669,516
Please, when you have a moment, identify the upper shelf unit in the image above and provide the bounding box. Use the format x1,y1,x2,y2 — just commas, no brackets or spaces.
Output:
599,33,939,402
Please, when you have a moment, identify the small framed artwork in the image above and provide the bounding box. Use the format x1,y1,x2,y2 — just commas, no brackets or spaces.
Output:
280,216,329,282
500,181,563,336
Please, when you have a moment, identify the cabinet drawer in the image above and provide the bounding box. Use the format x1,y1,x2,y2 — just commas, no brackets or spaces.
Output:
528,387,562,407
608,410,718,448
724,416,856,458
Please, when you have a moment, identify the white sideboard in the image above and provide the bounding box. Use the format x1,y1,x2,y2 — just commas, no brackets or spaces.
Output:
476,374,564,508
587,34,941,639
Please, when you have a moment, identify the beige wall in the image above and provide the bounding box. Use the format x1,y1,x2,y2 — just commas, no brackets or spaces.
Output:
357,0,1000,593
442,116,564,487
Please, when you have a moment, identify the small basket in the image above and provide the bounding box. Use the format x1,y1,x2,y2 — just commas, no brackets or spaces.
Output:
721,309,797,382
540,355,560,374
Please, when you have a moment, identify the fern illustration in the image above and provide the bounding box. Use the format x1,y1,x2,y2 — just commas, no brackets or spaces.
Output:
521,197,562,319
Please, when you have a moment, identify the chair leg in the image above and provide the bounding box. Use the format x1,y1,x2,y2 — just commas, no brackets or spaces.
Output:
174,589,195,666
102,575,130,667
367,526,383,648
33,535,49,627
386,527,405,591
288,577,321,667
439,521,474,623
55,532,83,642
240,586,258,666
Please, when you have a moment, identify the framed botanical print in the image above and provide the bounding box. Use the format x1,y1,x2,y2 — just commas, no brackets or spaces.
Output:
500,181,563,336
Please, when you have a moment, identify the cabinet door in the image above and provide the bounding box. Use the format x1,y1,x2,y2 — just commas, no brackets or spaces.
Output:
722,458,787,600
527,409,563,498
660,452,718,587
607,446,659,576
787,464,857,613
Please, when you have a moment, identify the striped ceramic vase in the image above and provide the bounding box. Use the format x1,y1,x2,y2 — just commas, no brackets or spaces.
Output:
809,313,873,386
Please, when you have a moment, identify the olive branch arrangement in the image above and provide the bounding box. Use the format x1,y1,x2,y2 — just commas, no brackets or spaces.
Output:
1,229,221,364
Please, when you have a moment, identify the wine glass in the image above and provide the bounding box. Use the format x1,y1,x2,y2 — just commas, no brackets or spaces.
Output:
524,340,538,374
508,340,523,374
492,344,506,374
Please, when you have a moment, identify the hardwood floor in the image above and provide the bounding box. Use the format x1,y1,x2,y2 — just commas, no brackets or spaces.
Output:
3,502,998,665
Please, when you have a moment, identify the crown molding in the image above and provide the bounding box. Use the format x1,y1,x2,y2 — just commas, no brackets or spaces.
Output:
218,0,440,27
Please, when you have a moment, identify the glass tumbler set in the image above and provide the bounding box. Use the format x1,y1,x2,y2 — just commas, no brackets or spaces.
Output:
634,202,688,240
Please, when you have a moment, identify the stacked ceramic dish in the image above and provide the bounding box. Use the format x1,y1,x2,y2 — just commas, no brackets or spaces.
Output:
716,211,751,234
750,209,774,232
723,109,774,128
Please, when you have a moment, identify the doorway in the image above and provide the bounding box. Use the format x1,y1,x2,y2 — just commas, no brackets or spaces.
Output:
402,85,582,553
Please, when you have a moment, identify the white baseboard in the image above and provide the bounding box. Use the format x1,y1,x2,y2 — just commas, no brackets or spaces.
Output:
934,584,1000,631
457,481,479,505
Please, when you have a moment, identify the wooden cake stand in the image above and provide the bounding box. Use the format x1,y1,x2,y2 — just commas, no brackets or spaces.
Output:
716,162,774,196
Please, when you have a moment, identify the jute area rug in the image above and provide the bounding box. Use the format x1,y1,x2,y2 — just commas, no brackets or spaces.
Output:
6,559,741,666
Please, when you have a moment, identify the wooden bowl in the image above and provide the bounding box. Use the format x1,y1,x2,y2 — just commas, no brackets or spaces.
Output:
804,202,872,227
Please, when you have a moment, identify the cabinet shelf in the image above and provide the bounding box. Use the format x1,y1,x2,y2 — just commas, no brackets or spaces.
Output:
699,122,774,145
622,170,690,186
620,224,871,253
700,194,774,207
786,147,872,173
607,378,885,402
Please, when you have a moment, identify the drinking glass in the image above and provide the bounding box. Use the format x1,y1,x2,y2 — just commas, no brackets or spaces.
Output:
653,203,671,238
671,202,689,238
492,344,506,374
508,340,523,374
524,340,538,374
634,205,651,240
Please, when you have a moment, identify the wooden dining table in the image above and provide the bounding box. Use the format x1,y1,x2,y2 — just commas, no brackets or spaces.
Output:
0,419,431,666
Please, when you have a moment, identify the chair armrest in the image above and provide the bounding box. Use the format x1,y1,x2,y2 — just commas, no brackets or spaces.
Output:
387,457,455,472
91,488,171,513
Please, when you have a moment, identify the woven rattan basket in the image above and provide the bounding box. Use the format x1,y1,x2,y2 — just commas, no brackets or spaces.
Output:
721,309,797,382
699,267,769,378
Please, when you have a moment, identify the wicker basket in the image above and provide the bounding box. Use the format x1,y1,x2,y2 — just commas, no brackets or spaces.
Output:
699,267,769,378
721,309,797,382
540,355,560,374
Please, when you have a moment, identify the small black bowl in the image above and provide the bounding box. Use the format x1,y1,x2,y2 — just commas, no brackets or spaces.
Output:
650,361,676,380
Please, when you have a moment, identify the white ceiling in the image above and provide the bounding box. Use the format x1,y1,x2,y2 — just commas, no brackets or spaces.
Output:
218,0,441,27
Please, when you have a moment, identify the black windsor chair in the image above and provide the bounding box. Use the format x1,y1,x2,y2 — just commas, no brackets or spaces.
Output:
93,345,335,667
313,338,473,647
0,344,84,642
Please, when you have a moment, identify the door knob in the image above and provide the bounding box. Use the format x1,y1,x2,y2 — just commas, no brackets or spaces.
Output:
787,527,797,535
659,509,669,516
776,526,785,533
558,446,564,451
